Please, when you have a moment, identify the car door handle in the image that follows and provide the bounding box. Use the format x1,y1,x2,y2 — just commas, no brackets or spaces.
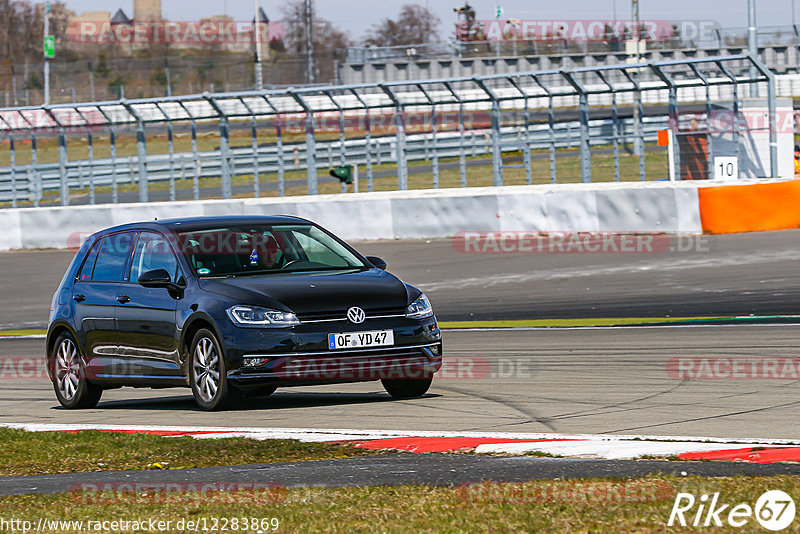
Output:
73,294,86,302
116,295,131,304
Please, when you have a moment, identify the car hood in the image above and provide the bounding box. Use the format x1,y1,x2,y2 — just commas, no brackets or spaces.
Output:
199,268,416,314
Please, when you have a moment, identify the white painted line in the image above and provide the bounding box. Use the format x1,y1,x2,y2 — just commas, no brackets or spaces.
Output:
474,440,783,460
0,335,46,340
2,423,798,446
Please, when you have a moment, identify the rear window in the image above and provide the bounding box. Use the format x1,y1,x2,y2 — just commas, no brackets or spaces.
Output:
91,233,134,282
77,240,102,281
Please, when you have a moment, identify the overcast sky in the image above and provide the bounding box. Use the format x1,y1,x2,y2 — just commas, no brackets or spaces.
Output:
59,0,799,42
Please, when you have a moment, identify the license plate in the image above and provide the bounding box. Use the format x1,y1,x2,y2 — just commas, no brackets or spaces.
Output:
328,330,394,350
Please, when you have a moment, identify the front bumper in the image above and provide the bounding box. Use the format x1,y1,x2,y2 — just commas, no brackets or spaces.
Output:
222,316,442,387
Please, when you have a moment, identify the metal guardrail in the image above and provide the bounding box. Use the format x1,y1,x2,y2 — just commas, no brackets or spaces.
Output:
0,54,776,207
0,115,670,203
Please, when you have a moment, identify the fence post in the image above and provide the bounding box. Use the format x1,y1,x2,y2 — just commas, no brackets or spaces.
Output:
43,108,70,206
263,96,285,197
120,101,149,202
443,81,467,187
379,84,408,190
74,108,97,203
417,83,439,188
59,128,68,205
8,133,15,208
176,101,200,200
26,123,40,206
562,70,591,183
153,103,176,201
718,62,741,175
531,74,557,183
747,55,780,177
136,121,148,201
206,95,232,199
290,91,318,195
0,115,16,207
621,68,646,181
651,64,682,181
474,78,503,186
238,97,259,198
325,90,349,194
350,89,374,191
219,116,231,199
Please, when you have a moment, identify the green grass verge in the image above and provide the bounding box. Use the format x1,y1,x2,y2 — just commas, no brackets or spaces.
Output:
0,429,375,477
0,329,46,337
438,317,730,329
2,315,799,337
0,475,795,532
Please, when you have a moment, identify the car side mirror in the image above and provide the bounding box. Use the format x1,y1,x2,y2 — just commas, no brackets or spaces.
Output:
365,256,387,270
138,269,172,288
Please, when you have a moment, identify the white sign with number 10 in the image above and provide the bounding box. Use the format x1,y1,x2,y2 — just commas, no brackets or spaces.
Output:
714,156,739,180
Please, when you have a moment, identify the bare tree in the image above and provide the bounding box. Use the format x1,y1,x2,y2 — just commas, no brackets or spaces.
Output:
0,0,71,64
281,0,351,83
363,3,441,47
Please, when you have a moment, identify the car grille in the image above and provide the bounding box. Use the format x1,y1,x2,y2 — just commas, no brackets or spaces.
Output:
296,306,406,323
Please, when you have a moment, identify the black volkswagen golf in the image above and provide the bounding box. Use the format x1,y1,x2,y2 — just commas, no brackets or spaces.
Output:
47,216,442,410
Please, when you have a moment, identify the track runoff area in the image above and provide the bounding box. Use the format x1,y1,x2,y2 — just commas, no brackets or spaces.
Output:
2,228,800,528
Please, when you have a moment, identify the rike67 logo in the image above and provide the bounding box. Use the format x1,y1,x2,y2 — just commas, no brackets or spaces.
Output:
668,490,795,530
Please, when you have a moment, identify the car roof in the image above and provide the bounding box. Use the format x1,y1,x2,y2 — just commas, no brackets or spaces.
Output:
93,215,311,236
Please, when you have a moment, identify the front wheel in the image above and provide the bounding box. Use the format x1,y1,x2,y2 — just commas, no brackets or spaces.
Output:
52,332,103,409
381,375,433,399
189,329,237,411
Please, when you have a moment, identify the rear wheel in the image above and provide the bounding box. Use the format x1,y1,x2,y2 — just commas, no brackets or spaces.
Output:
190,329,238,411
52,332,103,409
381,375,433,399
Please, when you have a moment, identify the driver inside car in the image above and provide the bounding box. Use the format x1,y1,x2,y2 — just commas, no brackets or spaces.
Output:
249,234,281,269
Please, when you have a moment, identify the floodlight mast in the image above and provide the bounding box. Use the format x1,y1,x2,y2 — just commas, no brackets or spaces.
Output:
254,0,263,90
748,0,758,96
43,0,50,105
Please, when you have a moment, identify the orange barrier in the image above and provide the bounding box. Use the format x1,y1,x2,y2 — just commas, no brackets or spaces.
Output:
698,180,800,234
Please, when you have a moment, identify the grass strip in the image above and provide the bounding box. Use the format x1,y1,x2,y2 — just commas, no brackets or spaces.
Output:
0,428,375,477
0,475,794,532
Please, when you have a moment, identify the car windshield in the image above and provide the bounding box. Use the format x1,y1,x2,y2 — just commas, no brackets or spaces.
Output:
176,224,367,277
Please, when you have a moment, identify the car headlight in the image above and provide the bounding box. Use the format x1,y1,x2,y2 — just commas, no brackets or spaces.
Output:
227,305,300,327
406,294,434,319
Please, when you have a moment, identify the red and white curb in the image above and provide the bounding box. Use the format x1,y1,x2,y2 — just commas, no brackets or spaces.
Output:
3,423,799,463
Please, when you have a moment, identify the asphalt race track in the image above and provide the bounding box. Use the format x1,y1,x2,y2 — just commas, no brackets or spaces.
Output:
1,230,800,440
3,454,800,497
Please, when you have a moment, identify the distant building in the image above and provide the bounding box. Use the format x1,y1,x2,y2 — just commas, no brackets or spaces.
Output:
110,9,131,25
134,0,161,22
65,2,277,54
71,10,111,24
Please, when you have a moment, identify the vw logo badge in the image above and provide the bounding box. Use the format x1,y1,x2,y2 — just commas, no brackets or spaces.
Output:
347,306,366,324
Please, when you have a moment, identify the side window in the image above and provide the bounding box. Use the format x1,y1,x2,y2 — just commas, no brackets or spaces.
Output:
92,233,134,282
77,240,102,282
130,232,179,283
291,230,348,267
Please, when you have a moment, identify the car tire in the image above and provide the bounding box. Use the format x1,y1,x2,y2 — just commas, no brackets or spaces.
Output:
51,332,103,409
381,375,433,399
189,328,238,411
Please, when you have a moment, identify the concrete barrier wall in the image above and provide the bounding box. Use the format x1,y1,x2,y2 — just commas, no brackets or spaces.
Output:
0,180,712,251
